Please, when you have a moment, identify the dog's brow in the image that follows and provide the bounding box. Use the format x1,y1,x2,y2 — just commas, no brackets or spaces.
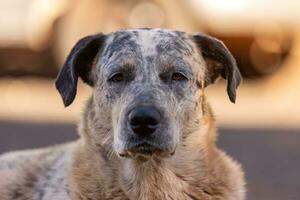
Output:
159,58,192,73
103,32,140,60
106,61,136,74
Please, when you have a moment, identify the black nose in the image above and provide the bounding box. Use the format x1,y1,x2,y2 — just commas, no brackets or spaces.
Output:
129,106,161,136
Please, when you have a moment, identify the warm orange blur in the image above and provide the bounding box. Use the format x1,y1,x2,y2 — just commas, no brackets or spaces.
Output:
0,0,299,128
1,2,300,200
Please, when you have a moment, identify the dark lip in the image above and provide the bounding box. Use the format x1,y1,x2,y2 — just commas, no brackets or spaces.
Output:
128,142,163,155
118,142,176,159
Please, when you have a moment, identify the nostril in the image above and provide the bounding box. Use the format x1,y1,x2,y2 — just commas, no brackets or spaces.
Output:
148,117,158,126
130,117,140,127
129,116,158,128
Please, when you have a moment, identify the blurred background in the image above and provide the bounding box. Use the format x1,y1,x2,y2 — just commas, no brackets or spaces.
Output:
0,0,299,199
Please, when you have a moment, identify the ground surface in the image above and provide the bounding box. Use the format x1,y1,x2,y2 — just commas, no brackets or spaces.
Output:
0,121,299,200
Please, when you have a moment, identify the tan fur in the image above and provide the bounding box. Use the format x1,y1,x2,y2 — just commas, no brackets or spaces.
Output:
68,94,245,200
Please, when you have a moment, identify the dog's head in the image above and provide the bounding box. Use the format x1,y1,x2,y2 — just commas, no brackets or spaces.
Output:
56,29,241,159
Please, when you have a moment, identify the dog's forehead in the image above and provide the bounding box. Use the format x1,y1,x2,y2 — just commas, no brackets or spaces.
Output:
100,29,205,80
104,29,194,57
129,29,187,48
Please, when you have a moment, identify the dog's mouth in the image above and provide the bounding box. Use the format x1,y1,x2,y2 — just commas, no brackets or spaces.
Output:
118,142,176,159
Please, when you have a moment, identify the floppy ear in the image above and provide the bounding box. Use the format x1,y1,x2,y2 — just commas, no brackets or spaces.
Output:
193,34,242,103
55,33,106,107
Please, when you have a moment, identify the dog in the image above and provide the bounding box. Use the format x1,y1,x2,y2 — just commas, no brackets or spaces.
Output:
0,28,245,200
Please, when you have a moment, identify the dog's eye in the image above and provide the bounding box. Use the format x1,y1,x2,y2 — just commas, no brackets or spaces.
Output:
109,72,124,82
172,72,187,81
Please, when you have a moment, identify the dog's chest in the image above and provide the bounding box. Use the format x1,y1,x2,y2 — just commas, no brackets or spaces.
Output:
120,182,206,200
104,184,202,200
118,164,208,200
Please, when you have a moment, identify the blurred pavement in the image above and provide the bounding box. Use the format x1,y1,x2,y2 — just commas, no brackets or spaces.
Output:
0,121,299,200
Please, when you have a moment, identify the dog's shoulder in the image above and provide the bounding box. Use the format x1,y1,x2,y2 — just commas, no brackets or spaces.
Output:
210,149,246,200
0,142,77,200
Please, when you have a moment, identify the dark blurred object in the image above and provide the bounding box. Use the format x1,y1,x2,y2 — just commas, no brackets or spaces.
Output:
0,47,57,77
0,120,299,200
215,33,293,78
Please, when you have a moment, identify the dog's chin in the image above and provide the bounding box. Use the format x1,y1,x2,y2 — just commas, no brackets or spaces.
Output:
118,143,176,160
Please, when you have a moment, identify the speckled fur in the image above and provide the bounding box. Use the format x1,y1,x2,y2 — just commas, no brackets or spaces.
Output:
0,28,245,200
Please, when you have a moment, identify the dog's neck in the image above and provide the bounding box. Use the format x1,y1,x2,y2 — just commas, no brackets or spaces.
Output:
118,140,214,200
120,159,191,199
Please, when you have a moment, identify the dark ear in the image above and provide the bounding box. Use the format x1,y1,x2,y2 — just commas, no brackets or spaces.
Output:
55,33,105,107
193,33,242,103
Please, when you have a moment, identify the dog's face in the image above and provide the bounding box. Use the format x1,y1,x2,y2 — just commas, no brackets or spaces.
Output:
56,29,241,159
99,30,203,158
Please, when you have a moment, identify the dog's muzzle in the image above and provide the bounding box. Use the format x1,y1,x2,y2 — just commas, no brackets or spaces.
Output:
118,106,175,158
